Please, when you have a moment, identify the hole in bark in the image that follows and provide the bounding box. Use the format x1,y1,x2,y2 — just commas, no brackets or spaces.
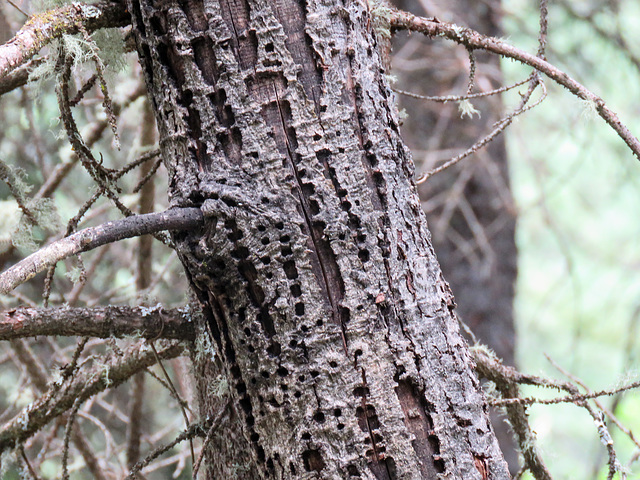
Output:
353,386,369,397
260,256,271,265
302,449,325,472
290,462,297,475
301,432,311,441
236,382,246,395
150,16,165,35
301,183,315,196
313,134,322,141
267,342,281,357
283,260,298,279
280,383,288,391
300,325,309,332
261,196,270,204
250,432,260,442
231,246,250,259
276,366,289,377
275,221,284,229
294,391,301,398
257,224,266,232
334,408,342,417
349,216,362,229
358,249,370,262
295,302,305,316
347,464,360,476
247,345,255,352
457,418,472,427
341,200,352,211
313,411,325,423
290,284,302,297
244,327,251,336
281,246,293,256
316,319,323,326
337,423,345,430
258,309,275,337
261,237,270,245
309,199,320,215
261,371,269,378
289,339,298,348
356,405,380,431
256,445,265,463
279,235,291,243
310,370,319,378
239,396,251,414
265,42,274,52
329,361,338,368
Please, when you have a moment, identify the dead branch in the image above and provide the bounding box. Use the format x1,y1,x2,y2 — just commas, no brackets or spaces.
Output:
0,340,184,453
473,347,553,480
0,208,203,294
389,8,640,160
0,306,195,341
0,1,130,79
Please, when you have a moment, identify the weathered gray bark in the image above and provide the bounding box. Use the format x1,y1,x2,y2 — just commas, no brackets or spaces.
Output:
127,0,511,477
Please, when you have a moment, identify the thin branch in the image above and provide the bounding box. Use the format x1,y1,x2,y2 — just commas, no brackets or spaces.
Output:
0,341,185,453
473,347,553,480
389,8,640,160
491,380,640,407
0,208,203,294
0,1,130,78
125,422,206,480
417,74,546,183
0,306,195,341
394,76,530,103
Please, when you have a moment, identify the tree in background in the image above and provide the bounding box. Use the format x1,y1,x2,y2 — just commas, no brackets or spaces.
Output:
0,0,639,479
391,0,518,471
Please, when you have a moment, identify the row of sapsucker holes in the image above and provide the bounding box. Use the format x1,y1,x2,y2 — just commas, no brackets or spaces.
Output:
224,215,341,472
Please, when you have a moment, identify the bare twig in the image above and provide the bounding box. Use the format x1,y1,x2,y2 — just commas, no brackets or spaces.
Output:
0,341,185,453
125,422,205,480
416,74,546,182
394,76,530,103
0,208,203,294
389,8,640,160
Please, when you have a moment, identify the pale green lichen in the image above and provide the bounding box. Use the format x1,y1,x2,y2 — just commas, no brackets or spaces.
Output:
458,99,481,118
369,0,393,40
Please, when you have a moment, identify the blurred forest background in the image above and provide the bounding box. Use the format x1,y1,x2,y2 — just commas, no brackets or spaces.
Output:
1,0,640,478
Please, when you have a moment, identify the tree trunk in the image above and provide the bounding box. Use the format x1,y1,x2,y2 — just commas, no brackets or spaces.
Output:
127,0,511,477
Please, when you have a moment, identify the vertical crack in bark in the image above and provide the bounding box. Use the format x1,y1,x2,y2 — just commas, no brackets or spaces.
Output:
271,82,348,354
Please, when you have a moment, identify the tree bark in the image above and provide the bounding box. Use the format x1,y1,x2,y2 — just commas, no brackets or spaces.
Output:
127,0,511,477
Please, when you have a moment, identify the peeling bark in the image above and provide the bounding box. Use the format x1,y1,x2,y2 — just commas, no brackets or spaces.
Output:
127,0,510,477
